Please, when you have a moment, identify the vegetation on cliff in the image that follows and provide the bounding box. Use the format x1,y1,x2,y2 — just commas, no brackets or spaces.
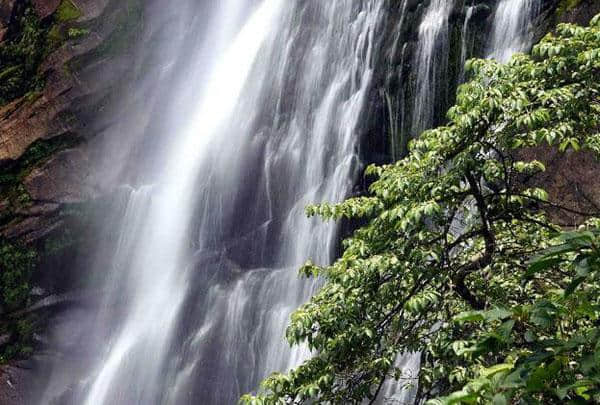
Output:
243,14,600,404
0,5,49,105
0,0,83,106
0,240,37,363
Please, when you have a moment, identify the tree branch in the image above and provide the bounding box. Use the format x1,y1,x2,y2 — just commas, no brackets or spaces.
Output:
451,172,496,310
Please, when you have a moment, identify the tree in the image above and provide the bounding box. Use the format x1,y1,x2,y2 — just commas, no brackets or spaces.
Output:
242,14,600,404
431,229,600,404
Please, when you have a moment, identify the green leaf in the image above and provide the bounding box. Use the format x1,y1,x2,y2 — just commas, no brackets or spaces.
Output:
454,311,485,323
526,256,563,276
481,363,514,378
556,380,595,400
496,320,515,342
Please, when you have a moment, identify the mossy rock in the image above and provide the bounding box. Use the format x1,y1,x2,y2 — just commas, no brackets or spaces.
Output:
556,0,585,17
0,134,81,224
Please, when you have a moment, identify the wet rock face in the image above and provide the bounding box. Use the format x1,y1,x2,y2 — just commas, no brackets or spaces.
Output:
0,364,30,405
365,0,596,166
24,148,95,204
0,1,108,164
0,88,71,164
364,0,530,163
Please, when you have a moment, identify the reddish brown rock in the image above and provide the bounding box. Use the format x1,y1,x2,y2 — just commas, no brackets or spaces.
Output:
3,216,45,239
0,209,63,242
0,366,26,405
0,89,73,164
558,0,600,26
14,203,60,216
31,0,61,18
520,146,600,226
0,0,16,41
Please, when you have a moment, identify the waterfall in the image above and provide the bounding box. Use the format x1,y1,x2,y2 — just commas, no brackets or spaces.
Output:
33,0,554,404
410,0,452,137
488,0,541,62
81,2,287,404
40,1,385,404
162,3,385,402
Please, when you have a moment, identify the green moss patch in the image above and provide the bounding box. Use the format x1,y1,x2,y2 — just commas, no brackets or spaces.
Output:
0,241,37,312
0,315,37,364
557,0,585,16
67,27,89,39
0,240,39,364
18,134,80,177
0,0,88,107
55,0,82,23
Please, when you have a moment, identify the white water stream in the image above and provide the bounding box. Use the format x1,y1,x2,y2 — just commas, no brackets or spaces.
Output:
488,0,541,62
41,1,386,404
83,2,286,403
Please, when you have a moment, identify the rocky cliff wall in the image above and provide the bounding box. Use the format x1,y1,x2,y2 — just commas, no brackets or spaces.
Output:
0,0,144,401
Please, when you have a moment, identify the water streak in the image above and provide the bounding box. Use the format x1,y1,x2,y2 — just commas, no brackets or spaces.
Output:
411,0,452,136
82,1,286,404
459,6,475,84
488,0,541,62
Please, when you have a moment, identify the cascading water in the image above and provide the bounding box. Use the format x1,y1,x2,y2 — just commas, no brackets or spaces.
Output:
83,2,287,403
40,1,385,404
410,0,452,136
385,0,409,161
488,0,541,62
